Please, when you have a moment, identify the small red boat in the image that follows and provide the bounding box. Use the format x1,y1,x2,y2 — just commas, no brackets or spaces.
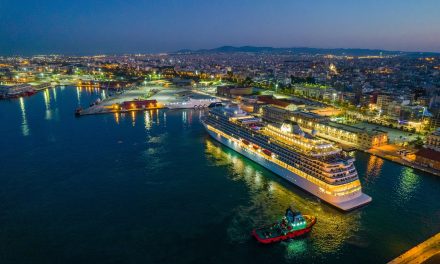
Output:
252,208,316,244
242,140,250,145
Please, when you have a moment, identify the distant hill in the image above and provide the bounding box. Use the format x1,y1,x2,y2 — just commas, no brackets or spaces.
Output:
175,46,439,56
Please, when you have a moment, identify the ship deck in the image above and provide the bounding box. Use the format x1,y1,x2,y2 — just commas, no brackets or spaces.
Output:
331,193,372,211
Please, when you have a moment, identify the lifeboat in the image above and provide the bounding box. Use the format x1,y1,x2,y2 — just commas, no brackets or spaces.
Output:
262,149,272,156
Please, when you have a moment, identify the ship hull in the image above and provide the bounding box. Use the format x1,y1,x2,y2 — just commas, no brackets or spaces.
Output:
252,215,317,244
204,124,371,211
167,103,209,109
252,226,313,244
166,100,221,109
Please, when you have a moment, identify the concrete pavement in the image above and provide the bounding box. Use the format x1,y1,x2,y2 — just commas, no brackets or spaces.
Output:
388,233,440,264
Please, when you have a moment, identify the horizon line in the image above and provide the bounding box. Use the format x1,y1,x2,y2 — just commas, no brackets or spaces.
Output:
1,45,440,57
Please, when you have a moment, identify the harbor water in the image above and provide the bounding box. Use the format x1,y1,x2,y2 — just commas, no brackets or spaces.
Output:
0,86,439,263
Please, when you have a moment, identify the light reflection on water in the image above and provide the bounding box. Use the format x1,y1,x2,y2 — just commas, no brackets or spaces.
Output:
182,111,187,124
142,133,169,168
364,155,384,184
188,110,193,125
396,167,420,202
19,97,30,136
52,87,57,102
131,111,136,126
76,86,81,105
156,109,160,125
144,111,152,130
43,89,52,120
163,112,167,127
205,139,363,256
114,112,120,124
285,239,308,258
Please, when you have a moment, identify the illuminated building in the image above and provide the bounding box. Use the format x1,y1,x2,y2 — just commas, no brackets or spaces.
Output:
158,66,176,78
426,129,440,151
171,78,195,87
256,95,299,110
121,100,157,110
260,105,388,149
259,105,327,124
376,94,393,111
292,85,337,100
312,122,388,149
415,148,440,170
216,85,253,97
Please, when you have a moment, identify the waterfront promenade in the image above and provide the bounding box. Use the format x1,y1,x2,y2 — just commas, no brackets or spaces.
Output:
368,145,440,177
388,233,440,264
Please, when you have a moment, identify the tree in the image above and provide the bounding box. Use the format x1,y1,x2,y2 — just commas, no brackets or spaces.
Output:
411,136,424,148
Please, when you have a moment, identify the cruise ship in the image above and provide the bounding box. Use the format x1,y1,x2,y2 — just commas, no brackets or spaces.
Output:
202,106,372,211
165,96,221,109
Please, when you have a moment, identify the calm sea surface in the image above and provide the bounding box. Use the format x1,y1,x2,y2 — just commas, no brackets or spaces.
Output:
0,86,439,264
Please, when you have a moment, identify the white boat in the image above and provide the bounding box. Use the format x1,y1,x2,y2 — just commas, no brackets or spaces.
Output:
166,97,221,109
202,106,372,211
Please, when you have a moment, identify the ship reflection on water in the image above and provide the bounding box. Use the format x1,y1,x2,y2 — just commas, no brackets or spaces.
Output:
204,139,363,256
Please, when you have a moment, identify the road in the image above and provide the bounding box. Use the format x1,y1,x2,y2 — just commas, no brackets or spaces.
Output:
388,233,440,264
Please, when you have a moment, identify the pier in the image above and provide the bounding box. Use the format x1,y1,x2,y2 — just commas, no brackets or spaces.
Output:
388,233,440,264
77,104,164,116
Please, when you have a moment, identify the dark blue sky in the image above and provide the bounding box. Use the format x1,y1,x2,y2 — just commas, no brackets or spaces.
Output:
1,0,439,55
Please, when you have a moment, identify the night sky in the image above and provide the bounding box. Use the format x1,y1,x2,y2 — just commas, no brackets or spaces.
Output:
1,0,439,55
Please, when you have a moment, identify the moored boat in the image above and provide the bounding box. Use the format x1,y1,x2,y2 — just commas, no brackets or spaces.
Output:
166,96,221,109
74,107,83,116
202,106,372,211
252,208,316,244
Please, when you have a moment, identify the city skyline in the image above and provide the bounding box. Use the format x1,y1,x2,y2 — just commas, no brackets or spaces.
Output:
1,0,440,55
